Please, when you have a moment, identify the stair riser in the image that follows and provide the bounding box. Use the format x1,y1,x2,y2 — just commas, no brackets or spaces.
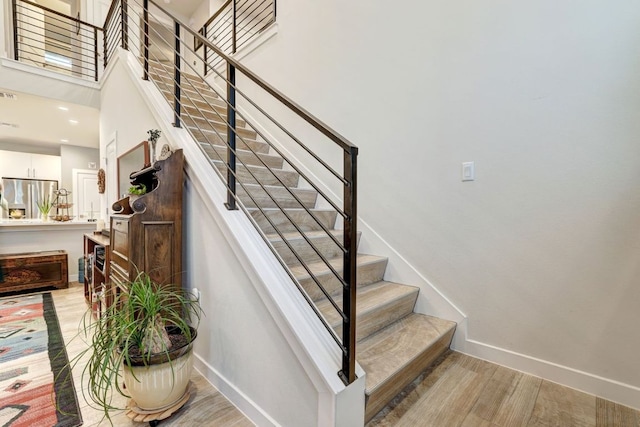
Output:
250,209,337,234
271,232,360,267
201,145,284,169
238,186,317,209
364,327,455,422
298,258,387,301
213,162,299,187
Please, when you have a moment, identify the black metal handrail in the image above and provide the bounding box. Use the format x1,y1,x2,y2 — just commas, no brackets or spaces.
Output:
104,0,358,385
11,0,102,81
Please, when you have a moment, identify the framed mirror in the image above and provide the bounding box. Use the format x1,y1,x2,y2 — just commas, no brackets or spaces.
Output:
117,141,150,198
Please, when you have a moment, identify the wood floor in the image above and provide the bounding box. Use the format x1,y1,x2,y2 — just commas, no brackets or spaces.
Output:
367,351,640,427
34,284,640,426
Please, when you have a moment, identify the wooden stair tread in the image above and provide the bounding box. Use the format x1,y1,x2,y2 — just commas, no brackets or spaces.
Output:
200,143,284,169
266,228,345,242
212,160,300,187
248,208,337,234
359,313,456,420
316,281,418,341
360,313,455,392
237,183,318,209
289,253,387,280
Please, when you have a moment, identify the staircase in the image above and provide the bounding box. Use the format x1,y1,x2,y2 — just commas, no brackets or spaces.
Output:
148,61,456,422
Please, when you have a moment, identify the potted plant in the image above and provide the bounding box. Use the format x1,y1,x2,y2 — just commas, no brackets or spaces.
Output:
36,196,53,221
70,271,202,424
127,183,147,202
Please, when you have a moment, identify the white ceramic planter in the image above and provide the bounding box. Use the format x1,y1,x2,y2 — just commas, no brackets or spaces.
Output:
123,343,194,410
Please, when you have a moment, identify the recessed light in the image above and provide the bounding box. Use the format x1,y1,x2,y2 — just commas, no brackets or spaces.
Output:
61,139,69,142
58,106,68,111
69,119,78,124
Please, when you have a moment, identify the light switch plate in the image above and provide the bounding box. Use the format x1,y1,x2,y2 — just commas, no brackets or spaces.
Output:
462,161,475,181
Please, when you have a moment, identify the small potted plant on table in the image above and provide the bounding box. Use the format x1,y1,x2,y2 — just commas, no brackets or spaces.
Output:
36,196,53,222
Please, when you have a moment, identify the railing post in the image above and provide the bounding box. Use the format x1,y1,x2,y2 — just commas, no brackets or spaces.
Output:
103,15,107,68
173,21,181,128
143,0,149,80
340,146,358,384
93,28,99,81
225,62,237,210
231,0,237,54
12,0,18,61
203,25,208,76
121,0,128,50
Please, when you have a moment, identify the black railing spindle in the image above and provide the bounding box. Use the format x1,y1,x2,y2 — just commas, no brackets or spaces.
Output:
121,0,128,50
225,62,237,210
340,147,358,384
94,27,98,81
143,0,149,80
12,0,19,61
173,21,181,128
232,0,237,54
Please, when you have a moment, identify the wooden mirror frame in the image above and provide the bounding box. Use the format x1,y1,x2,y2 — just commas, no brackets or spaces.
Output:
117,141,150,198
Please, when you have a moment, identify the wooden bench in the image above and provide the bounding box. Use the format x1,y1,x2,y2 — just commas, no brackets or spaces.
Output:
0,250,68,293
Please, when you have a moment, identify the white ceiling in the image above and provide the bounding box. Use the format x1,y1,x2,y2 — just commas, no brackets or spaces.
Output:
0,88,100,149
161,0,204,20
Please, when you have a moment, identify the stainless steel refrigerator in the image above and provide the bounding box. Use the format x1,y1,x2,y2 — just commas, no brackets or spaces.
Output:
1,177,58,219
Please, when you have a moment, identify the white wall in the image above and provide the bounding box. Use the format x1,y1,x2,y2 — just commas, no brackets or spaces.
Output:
60,145,99,191
234,0,640,408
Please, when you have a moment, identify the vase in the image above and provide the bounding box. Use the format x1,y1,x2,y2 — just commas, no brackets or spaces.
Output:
41,213,50,222
150,140,157,163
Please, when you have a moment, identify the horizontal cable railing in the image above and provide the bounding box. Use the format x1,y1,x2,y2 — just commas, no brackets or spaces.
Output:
104,0,358,385
11,0,102,81
202,0,275,72
103,0,126,68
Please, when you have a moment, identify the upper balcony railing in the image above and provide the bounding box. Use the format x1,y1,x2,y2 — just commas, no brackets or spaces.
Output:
11,0,103,81
201,0,275,73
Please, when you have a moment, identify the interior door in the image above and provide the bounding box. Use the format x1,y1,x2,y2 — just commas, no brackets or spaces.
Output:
73,169,100,220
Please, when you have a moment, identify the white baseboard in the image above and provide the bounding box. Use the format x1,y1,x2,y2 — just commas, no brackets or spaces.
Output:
69,274,78,283
456,338,640,411
192,353,280,427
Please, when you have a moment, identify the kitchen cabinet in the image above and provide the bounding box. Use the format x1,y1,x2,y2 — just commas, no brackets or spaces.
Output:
0,150,61,182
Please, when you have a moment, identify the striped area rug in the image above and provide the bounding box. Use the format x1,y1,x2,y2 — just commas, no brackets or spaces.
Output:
0,292,82,427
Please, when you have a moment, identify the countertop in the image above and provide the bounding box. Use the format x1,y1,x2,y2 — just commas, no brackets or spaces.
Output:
0,219,97,231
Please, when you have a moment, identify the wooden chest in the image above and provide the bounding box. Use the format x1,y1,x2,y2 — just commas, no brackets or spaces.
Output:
0,250,68,293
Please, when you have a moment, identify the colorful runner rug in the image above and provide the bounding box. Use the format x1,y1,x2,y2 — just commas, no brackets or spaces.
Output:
0,292,82,427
